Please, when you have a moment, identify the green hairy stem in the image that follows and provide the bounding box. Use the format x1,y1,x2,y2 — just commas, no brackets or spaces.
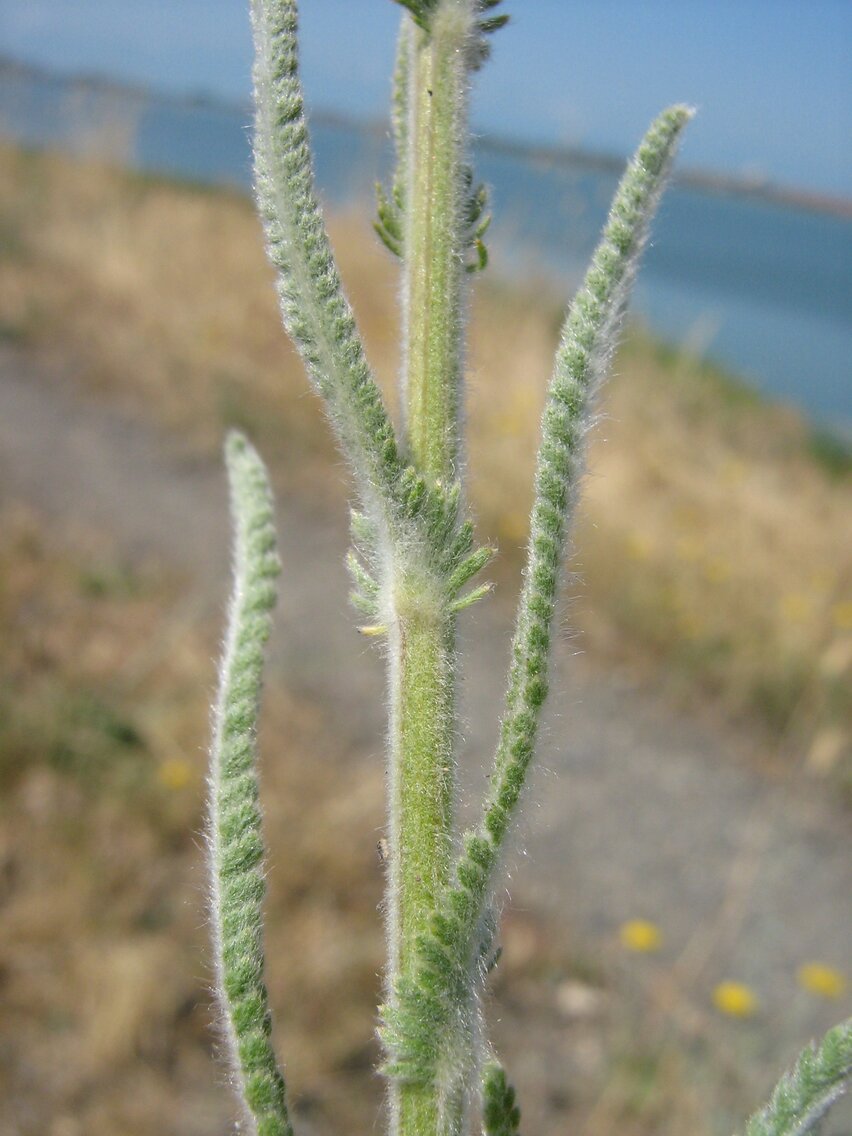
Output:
401,6,473,480
390,7,479,1133
380,105,693,1119
201,3,852,1135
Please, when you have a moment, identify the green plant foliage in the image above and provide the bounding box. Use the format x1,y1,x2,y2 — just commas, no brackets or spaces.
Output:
374,19,410,258
482,1062,521,1136
205,4,851,1135
742,1019,852,1136
208,432,293,1136
380,106,691,1103
391,0,508,48
250,0,403,527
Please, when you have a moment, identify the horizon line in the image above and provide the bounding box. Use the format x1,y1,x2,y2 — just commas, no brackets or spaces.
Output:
2,52,850,221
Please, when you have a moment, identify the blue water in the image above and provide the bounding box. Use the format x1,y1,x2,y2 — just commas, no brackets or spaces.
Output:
2,61,850,436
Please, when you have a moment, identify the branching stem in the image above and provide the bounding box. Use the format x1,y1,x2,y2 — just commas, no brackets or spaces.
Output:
229,9,850,1136
389,7,477,1134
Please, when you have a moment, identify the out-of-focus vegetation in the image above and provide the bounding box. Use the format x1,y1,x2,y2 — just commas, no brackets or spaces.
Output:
0,504,726,1135
1,140,848,787
0,503,389,1133
0,140,849,1133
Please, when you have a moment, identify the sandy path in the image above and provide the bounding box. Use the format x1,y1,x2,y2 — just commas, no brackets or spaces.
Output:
1,343,849,1124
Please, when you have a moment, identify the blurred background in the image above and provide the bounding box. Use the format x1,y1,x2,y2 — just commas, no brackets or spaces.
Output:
0,3,849,1135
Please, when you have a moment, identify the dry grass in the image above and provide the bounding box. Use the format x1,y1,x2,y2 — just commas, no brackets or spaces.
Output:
0,142,395,497
576,340,851,768
2,140,847,782
0,503,386,1133
6,140,834,1131
0,502,728,1135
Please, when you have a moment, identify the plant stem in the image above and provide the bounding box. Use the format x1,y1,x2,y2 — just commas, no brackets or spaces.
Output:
402,6,472,482
380,106,692,1124
388,574,459,1136
390,596,456,972
390,5,476,1133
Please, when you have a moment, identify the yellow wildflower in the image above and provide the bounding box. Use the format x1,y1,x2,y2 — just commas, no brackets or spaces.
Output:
713,981,758,1018
619,919,663,953
797,963,847,1000
157,758,193,791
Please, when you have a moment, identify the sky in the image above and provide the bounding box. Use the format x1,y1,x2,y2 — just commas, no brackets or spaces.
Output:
2,0,850,196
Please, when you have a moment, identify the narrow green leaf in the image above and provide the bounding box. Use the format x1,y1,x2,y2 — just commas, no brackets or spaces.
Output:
472,0,509,68
486,103,693,837
391,0,439,33
208,432,294,1136
447,545,494,595
742,1019,852,1136
250,0,403,523
252,0,479,633
374,17,413,261
346,549,380,618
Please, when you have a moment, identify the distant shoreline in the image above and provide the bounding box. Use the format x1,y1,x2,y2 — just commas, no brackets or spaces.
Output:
3,53,849,438
474,132,852,221
2,53,850,222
